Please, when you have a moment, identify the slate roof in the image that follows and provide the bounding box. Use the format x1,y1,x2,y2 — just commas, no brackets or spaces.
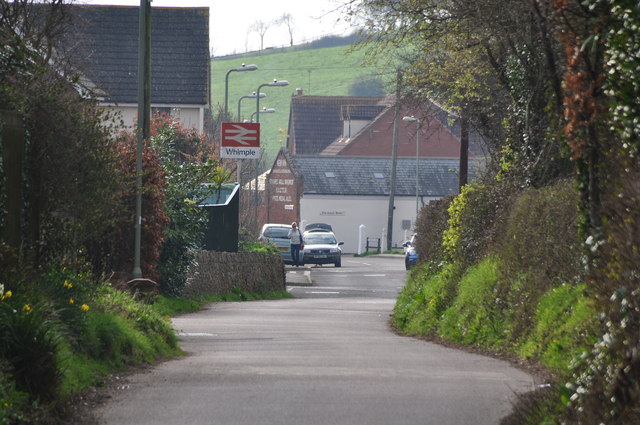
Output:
292,156,480,197
287,96,388,155
65,5,209,105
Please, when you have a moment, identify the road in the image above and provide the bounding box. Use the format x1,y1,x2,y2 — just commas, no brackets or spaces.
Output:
97,255,533,425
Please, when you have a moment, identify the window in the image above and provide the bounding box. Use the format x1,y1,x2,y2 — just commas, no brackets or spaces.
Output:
325,172,336,178
373,173,385,179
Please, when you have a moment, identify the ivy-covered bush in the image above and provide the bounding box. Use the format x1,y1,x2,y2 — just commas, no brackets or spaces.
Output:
148,113,222,295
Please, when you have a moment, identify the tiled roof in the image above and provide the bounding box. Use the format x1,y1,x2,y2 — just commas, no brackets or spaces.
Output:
66,5,209,105
292,156,480,197
288,96,388,155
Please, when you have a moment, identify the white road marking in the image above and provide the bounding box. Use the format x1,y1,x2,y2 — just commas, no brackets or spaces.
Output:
307,291,340,294
178,332,218,337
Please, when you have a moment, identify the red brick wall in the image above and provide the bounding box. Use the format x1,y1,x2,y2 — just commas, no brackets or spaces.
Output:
266,152,302,225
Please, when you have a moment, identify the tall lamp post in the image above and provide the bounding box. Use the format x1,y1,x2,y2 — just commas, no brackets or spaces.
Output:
251,107,276,122
238,92,266,121
402,116,420,215
256,79,289,122
224,64,258,120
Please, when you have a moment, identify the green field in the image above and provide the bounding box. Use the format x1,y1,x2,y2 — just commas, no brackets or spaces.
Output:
211,45,391,166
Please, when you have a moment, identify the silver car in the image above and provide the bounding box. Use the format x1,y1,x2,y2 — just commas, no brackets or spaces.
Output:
258,223,293,264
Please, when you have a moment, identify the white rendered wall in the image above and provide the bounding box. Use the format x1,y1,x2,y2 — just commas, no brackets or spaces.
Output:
300,195,436,253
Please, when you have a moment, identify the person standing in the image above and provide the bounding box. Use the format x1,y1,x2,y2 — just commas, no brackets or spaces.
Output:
288,222,303,266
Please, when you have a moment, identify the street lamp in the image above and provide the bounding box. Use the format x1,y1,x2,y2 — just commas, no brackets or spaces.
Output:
256,79,289,123
238,92,266,121
224,64,258,121
402,116,420,214
251,107,276,122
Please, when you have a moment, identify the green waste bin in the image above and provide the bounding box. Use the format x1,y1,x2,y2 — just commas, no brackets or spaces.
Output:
198,183,239,252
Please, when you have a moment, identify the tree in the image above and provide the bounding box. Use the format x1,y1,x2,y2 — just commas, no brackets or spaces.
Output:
277,13,295,46
343,0,572,186
1,0,125,276
250,19,270,51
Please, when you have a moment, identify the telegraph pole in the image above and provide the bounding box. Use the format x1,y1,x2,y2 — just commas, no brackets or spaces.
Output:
133,0,151,278
386,69,402,251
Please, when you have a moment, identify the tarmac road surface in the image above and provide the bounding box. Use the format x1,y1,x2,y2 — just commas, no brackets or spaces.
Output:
97,255,534,425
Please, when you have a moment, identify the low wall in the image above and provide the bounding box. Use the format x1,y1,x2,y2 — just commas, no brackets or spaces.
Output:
182,251,286,298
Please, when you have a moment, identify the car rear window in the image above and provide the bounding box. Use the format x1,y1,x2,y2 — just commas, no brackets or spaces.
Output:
265,227,290,238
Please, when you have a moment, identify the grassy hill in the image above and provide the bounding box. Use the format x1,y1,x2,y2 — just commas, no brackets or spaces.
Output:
210,44,392,166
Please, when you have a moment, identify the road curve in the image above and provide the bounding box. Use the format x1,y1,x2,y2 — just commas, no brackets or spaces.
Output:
97,255,533,425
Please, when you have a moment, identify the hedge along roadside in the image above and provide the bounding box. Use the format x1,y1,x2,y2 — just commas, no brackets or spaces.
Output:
394,179,598,378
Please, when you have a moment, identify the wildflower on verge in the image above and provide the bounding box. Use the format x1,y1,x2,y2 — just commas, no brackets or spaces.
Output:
64,280,73,289
69,298,75,304
5,291,11,298
81,304,90,312
23,304,32,312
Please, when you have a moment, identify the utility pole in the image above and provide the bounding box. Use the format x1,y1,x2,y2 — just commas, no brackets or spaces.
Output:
133,0,151,279
459,112,469,192
386,69,402,251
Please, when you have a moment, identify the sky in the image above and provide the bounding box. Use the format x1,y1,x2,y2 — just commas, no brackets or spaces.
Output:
78,0,356,56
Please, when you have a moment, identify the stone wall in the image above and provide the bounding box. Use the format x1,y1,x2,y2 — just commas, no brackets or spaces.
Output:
182,251,286,298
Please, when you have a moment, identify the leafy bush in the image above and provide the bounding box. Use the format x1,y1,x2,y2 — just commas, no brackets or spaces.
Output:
496,179,583,341
393,263,459,335
239,241,280,254
0,300,61,401
0,361,29,425
516,283,596,374
413,197,452,267
149,113,223,295
438,257,508,347
89,138,169,281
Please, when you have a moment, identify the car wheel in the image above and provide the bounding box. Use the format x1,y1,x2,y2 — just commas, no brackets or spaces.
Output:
335,258,341,267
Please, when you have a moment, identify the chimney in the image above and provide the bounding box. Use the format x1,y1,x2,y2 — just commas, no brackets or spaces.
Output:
295,88,303,96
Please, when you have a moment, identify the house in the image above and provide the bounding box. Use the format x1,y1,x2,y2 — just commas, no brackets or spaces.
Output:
65,5,210,132
286,94,390,155
287,93,486,159
264,149,304,225
260,94,487,251
294,155,480,252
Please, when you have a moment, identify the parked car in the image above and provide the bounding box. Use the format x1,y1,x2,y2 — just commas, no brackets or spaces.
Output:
403,234,419,270
258,223,293,264
304,222,333,233
302,231,344,267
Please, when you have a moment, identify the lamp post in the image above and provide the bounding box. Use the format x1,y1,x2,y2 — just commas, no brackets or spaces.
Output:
224,64,258,121
251,107,276,122
402,116,420,215
256,79,289,122
238,92,266,121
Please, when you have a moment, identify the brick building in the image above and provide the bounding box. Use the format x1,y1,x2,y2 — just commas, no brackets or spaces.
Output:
264,149,304,225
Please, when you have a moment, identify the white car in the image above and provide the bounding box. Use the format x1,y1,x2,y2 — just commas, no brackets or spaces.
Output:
302,231,344,267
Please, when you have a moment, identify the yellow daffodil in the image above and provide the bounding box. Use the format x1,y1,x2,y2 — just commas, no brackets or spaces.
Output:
69,298,75,304
64,280,73,289
81,304,90,312
5,291,11,298
23,304,31,312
